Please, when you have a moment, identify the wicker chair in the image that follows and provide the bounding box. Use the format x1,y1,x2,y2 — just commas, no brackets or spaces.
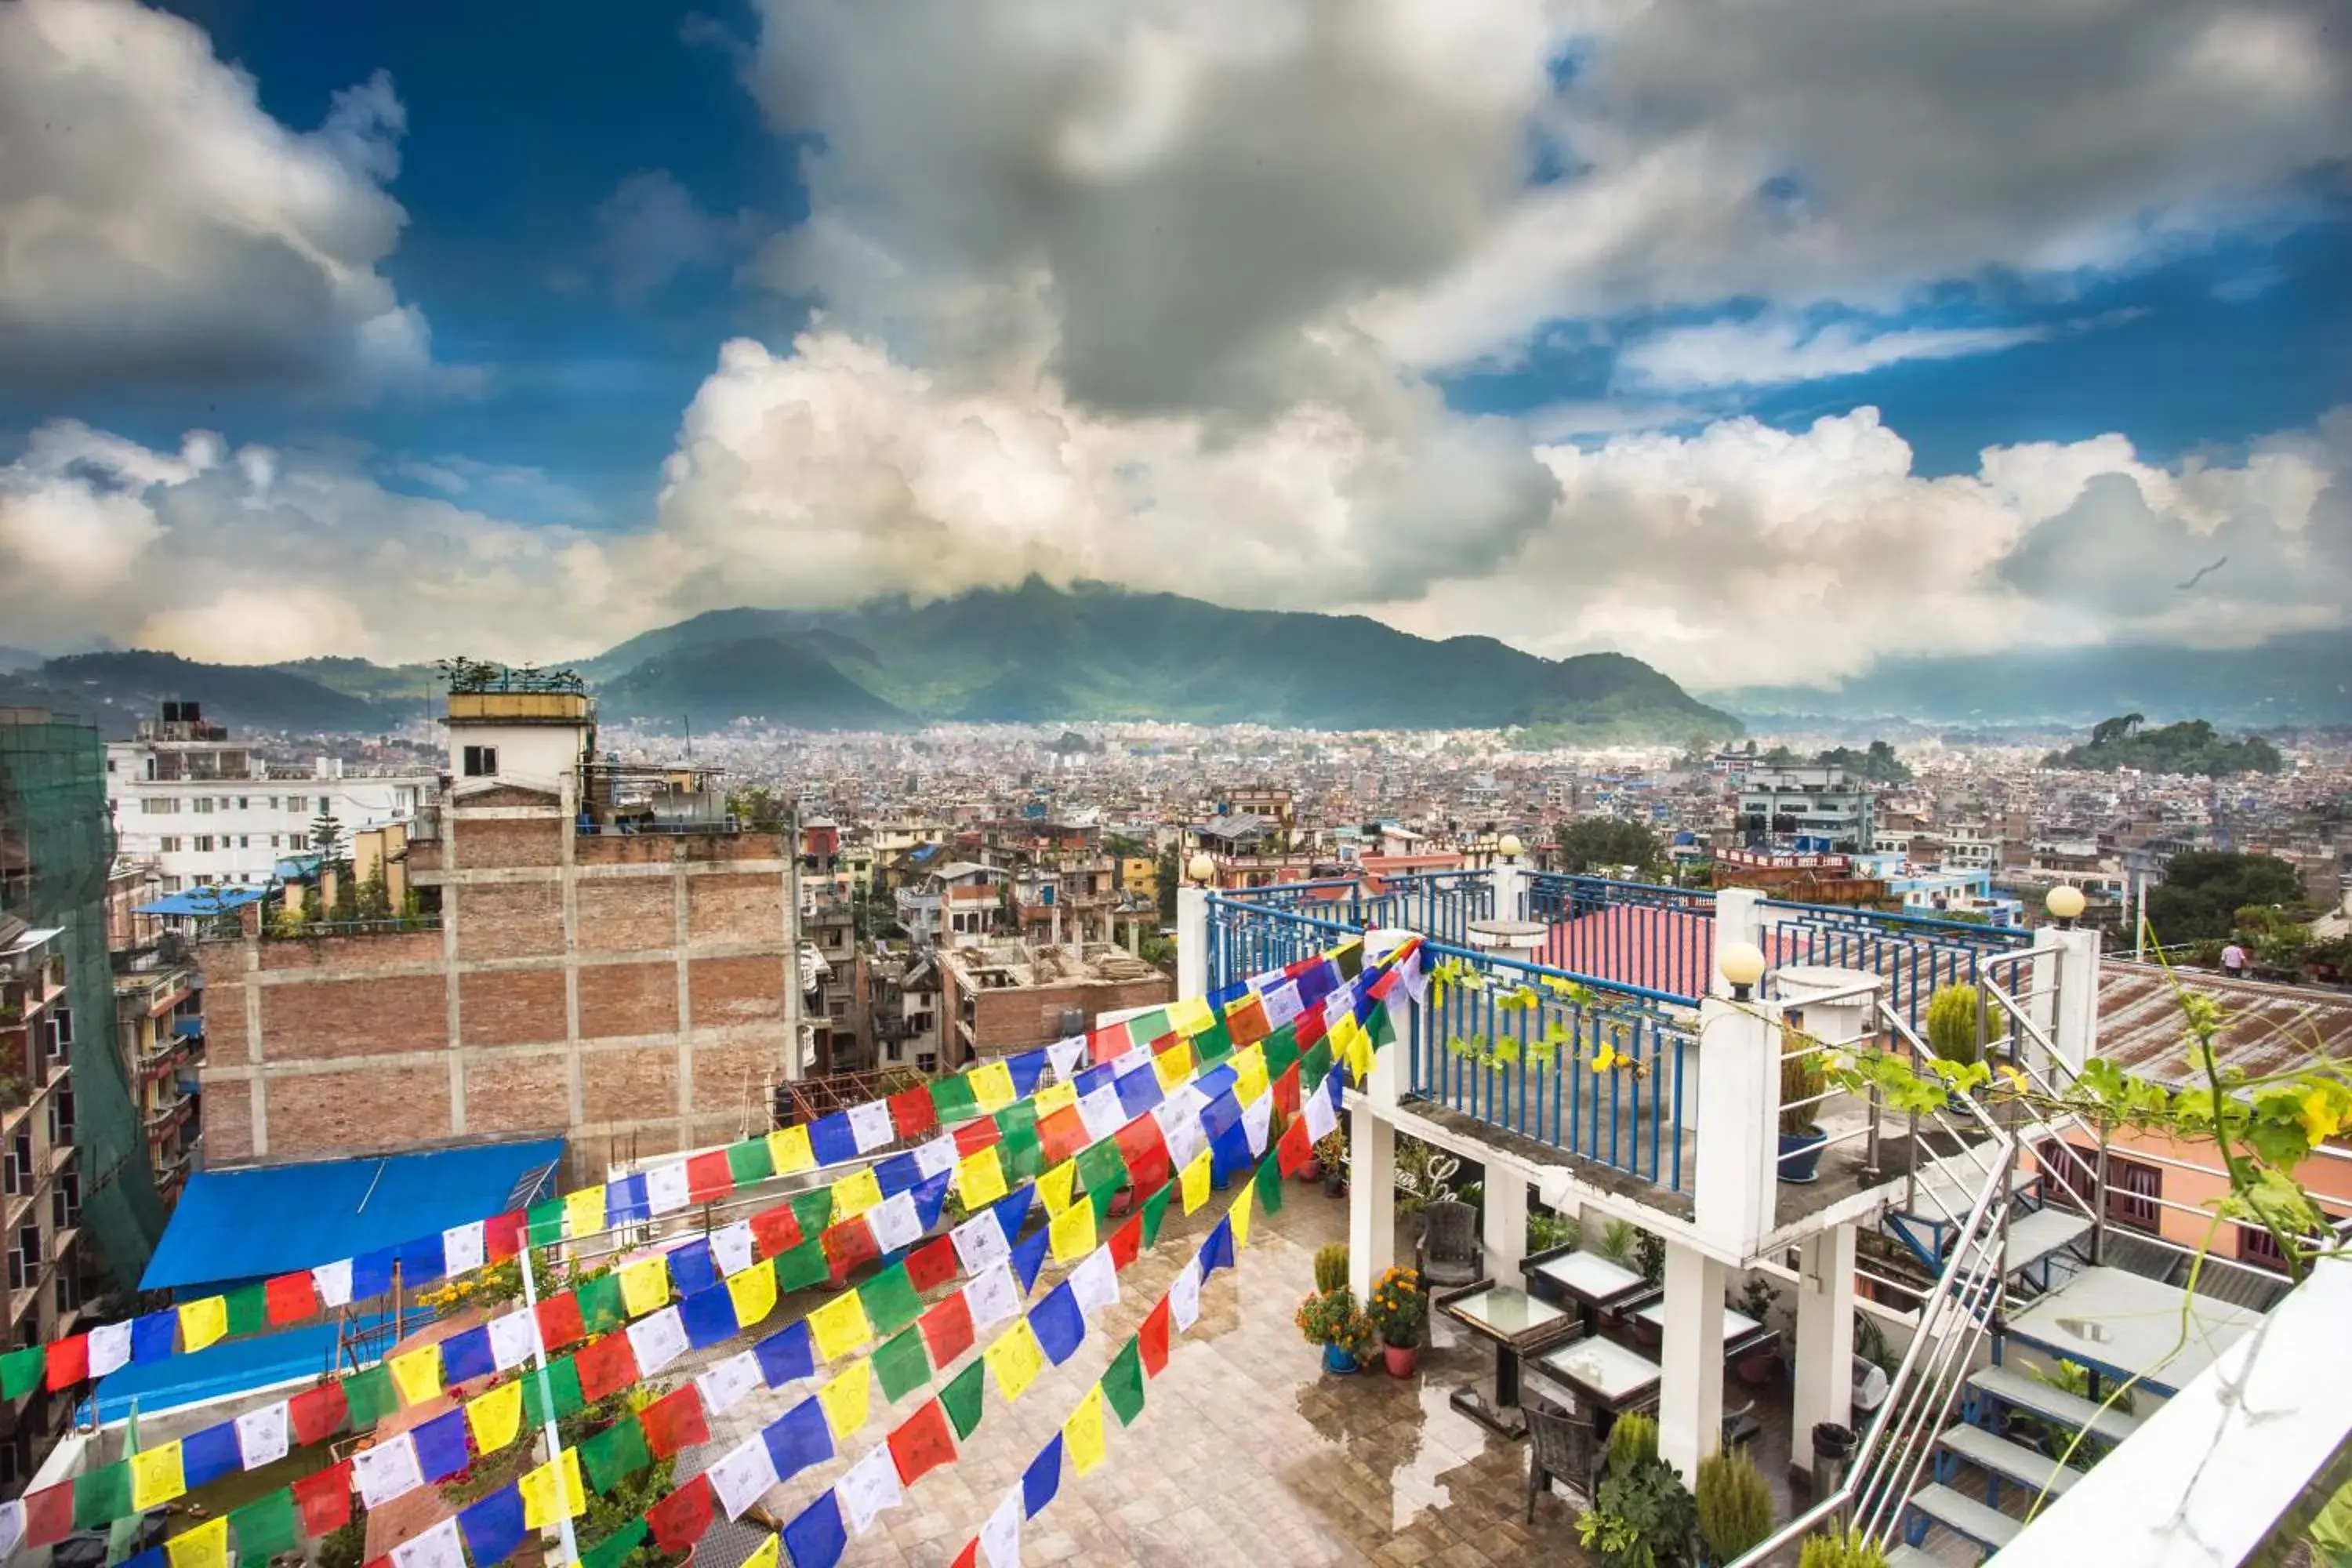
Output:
1525,1404,1602,1520
1416,1200,1483,1290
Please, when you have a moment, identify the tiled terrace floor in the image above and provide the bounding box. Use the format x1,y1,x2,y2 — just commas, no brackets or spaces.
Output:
671,1187,1820,1567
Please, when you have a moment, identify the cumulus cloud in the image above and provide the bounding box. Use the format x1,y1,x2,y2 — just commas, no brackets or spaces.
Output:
0,0,450,398
1617,318,2054,394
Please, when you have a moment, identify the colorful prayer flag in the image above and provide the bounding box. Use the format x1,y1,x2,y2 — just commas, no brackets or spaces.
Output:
831,1165,884,1221
518,1450,586,1528
767,1124,815,1176
970,1060,1017,1113
887,1399,957,1487
619,1256,671,1318
985,1319,1047,1402
564,1185,606,1240
178,1296,227,1354
815,1361,871,1440
1062,1385,1107,1477
129,1442,186,1509
955,1146,1007,1208
726,1259,778,1327
1047,1200,1095,1265
467,1378,524,1455
806,1290,873,1363
166,1515,227,1568
387,1344,442,1407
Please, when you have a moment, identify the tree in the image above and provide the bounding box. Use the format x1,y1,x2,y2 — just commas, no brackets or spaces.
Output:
1155,842,1179,924
1555,820,1664,877
2045,716,2281,777
2145,851,2307,942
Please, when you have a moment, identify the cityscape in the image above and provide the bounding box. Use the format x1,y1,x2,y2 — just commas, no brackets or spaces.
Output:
2,2,2349,1568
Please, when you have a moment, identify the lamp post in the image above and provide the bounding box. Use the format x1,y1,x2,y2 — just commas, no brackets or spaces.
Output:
2045,884,2085,931
1719,940,1766,1003
1185,851,1216,888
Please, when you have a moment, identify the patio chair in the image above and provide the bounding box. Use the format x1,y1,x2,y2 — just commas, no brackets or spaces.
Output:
1721,1399,1762,1453
1417,1200,1483,1290
1525,1404,1602,1521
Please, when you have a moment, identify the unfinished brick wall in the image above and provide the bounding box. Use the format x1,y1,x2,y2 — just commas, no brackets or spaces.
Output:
260,974,446,1060
461,1050,573,1137
264,1065,454,1160
688,875,784,945
576,879,676,953
690,956,786,1029
578,961,677,1039
456,881,565,960
455,817,564,869
967,975,1174,1056
458,967,568,1047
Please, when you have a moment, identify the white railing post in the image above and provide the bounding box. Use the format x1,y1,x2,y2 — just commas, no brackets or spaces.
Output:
1713,886,1765,998
1657,1239,1730,1481
1490,859,1526,923
1351,927,1413,1299
1791,1225,1859,1472
1693,994,1778,1259
1176,884,1208,1000
2051,924,2100,1073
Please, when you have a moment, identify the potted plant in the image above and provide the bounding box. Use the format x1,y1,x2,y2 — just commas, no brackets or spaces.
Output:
1731,1276,1780,1385
1316,1128,1348,1196
1696,1448,1774,1563
1365,1265,1426,1377
1797,1528,1889,1568
1577,1419,1698,1568
1923,982,1982,1069
1779,1029,1829,1185
1295,1287,1374,1374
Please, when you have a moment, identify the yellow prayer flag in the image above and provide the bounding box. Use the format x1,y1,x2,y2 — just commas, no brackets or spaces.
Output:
1347,1028,1376,1085
1330,1011,1362,1060
1152,1040,1193,1092
1063,1385,1107,1477
971,1059,1017,1114
1232,1047,1269,1107
130,1441,187,1509
177,1295,227,1354
985,1319,1047,1403
619,1256,671,1319
956,1145,1007,1208
1167,995,1214,1037
1047,1199,1095,1265
466,1377,524,1456
767,1124,815,1175
1180,1151,1212,1216
1037,1160,1078,1218
166,1515,228,1568
739,1535,779,1568
831,1165,884,1221
520,1449,586,1528
807,1290,873,1363
815,1360,870,1439
1033,1080,1078,1116
387,1344,443,1406
564,1185,606,1240
727,1260,779,1329
1231,1184,1255,1250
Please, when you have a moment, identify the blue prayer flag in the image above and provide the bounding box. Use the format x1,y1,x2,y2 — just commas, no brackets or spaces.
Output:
754,1321,814,1388
872,1152,922,1198
1007,1049,1048,1097
1209,980,1246,1008
680,1284,739,1350
459,1486,528,1568
397,1232,447,1284
809,1112,858,1167
781,1487,847,1568
1200,1218,1235,1277
605,1174,651,1225
666,1240,717,1298
350,1247,397,1301
1022,1435,1063,1518
911,1171,952,1231
1029,1283,1085,1367
988,1187,1034,1247
1010,1226,1050,1294
131,1311,176,1364
441,1324,495,1385
181,1422,241,1489
413,1408,472,1483
764,1396,835,1483
1073,1062,1117,1100
1200,1090,1240,1142
1113,1064,1160,1120
1195,1065,1238,1105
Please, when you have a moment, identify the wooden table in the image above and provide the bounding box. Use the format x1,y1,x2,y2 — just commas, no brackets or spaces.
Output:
1628,1301,1777,1361
1436,1281,1578,1439
1523,1334,1665,1420
1523,1247,1656,1334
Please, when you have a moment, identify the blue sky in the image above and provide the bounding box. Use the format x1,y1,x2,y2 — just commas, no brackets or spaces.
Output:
0,0,2346,684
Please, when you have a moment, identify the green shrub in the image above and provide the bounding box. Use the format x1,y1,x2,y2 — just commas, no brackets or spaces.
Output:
1577,1454,1697,1568
1798,1526,1889,1567
1606,1411,1659,1478
1925,983,1982,1067
1314,1242,1350,1295
1696,1448,1774,1562
1780,1032,1827,1137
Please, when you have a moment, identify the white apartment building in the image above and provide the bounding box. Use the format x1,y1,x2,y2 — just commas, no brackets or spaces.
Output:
104,703,433,893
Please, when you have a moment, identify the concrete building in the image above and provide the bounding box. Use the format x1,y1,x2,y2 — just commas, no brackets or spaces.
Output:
107,704,433,895
1737,762,1876,852
937,940,1170,1065
196,677,805,1185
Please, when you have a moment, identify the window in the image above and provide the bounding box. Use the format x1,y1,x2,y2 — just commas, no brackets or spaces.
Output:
193,797,214,814
45,1007,70,1058
2103,1153,2161,1232
236,797,249,810
2238,1223,2292,1274
158,837,181,854
270,835,282,848
462,746,499,778
266,797,279,811
236,835,249,848
916,1052,938,1074
162,876,183,892
142,797,178,814
192,836,215,853
317,797,330,815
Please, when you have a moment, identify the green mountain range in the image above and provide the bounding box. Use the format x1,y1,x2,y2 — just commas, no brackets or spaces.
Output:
0,582,1738,739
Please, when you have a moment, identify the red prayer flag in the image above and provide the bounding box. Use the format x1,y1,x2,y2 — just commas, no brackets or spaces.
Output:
485,1210,526,1262
1036,1105,1089,1167
266,1271,320,1326
1112,1118,1170,1196
749,1203,801,1260
1106,1214,1143,1272
1273,1061,1302,1120
646,1473,713,1554
1276,1116,1313,1179
289,1380,350,1445
822,1218,879,1279
951,1542,978,1568
1087,1025,1126,1065
1367,967,1399,1002
294,1460,354,1536
535,1291,587,1351
22,1482,74,1548
574,1331,638,1404
916,1290,975,1369
687,1151,734,1203
1138,1298,1171,1377
886,1399,956,1486
1293,1005,1327,1050
45,1334,87,1392
1227,996,1271,1046
949,1118,1001,1159
640,1385,710,1460
905,1236,958,1294
888,1085,938,1141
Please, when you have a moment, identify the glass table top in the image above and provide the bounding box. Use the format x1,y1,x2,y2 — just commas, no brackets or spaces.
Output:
1534,1336,1664,1403
1443,1286,1568,1339
1529,1250,1650,1301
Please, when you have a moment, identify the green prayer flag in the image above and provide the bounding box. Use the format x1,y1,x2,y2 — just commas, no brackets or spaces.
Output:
726,1137,775,1187
1301,1040,1334,1094
930,1074,978,1122
999,1129,1044,1185
0,1345,43,1400
1075,1140,1127,1196
1139,1184,1173,1251
773,1236,829,1293
1087,1181,1119,1226
225,1282,269,1338
938,1359,987,1442
527,1199,566,1248
789,1186,834,1240
1102,1337,1147,1427
1193,1016,1234,1063
1366,1002,1395,1050
1336,939,1364,978
871,1327,931,1403
582,1518,650,1568
1126,1008,1172,1047
73,1462,131,1528
341,1363,398,1428
1253,1154,1286,1216
230,1488,300,1562
581,1413,654,1494
522,1356,586,1428
858,1262,923,1337
1262,1025,1301,1081
574,1272,626,1333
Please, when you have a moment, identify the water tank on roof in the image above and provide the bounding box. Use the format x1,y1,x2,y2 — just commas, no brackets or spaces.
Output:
1058,1007,1085,1038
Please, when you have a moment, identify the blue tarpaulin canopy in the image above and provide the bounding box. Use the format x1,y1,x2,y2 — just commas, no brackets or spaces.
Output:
132,887,268,916
140,1139,564,1295
87,1312,397,1424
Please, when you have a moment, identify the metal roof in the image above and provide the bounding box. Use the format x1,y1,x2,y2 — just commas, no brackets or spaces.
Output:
2097,963,2352,1088
139,1138,564,1294
133,887,267,916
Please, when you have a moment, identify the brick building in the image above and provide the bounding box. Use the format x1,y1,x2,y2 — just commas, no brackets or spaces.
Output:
937,941,1171,1064
198,681,805,1183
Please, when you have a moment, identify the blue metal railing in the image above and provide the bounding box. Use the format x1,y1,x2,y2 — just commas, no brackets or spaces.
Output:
1526,872,1716,1004
1358,869,1494,945
1759,898,2032,1033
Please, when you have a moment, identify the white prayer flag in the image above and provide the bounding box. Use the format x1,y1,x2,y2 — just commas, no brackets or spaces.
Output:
1171,1259,1203,1334
487,1308,542,1372
978,1491,1022,1568
837,1446,903,1535
709,1219,756,1279
963,1261,1021,1330
869,1191,924,1255
644,1163,692,1217
311,1258,354,1309
913,1135,959,1180
708,1433,782,1520
1047,1035,1087,1083
441,1221,487,1277
352,1433,424,1507
390,1518,464,1568
1068,1248,1119,1320
952,1210,1010,1276
1112,1045,1153,1081
1303,1076,1340,1144
234,1401,291,1470
1240,1093,1273,1157
0,1499,25,1563
1076,1086,1127,1146
626,1306,690,1375
1261,980,1303,1027
848,1101,895,1154
86,1320,133,1379
696,1349,764,1416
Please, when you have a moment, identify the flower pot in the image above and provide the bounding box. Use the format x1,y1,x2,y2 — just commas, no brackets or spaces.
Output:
1109,1185,1135,1217
1297,1158,1323,1184
1735,1349,1778,1386
1778,1126,1828,1185
1381,1342,1421,1377
1323,1167,1345,1198
1322,1342,1360,1375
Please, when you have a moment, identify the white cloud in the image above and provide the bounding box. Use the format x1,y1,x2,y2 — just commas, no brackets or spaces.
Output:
0,0,451,398
1617,318,2054,393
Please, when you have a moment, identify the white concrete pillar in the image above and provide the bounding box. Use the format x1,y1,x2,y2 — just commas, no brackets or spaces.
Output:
1791,1225,1858,1468
2049,925,2100,1075
1657,1240,1729,1482
1348,1103,1397,1299
1176,884,1208,1000
1479,1163,1529,1286
1490,861,1526,923
1712,886,1766,999
1693,996,1778,1259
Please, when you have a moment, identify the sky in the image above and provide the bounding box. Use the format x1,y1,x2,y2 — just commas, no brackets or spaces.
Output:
0,0,2347,691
